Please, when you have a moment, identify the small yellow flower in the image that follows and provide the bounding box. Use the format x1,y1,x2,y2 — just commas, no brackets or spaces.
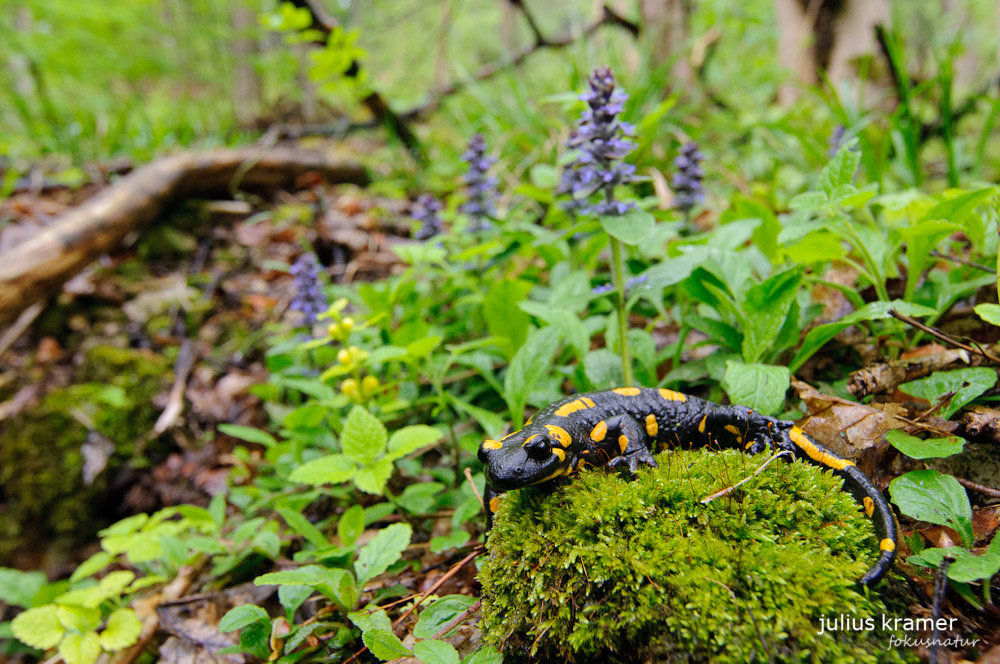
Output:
327,323,341,337
341,378,359,400
338,349,353,365
341,317,355,333
361,375,379,397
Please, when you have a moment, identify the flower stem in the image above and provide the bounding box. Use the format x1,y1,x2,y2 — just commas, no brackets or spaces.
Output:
610,236,634,386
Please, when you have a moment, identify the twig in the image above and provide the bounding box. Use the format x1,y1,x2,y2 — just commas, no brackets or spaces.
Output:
152,338,197,435
700,451,792,504
464,466,484,510
0,300,44,360
888,309,1000,364
929,250,994,273
956,477,1000,499
929,554,954,664
432,599,481,639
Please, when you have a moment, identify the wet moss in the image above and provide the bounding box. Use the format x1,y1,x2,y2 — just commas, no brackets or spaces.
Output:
481,449,915,663
0,346,170,564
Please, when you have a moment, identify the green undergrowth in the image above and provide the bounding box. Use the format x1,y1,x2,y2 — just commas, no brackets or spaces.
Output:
481,449,914,664
0,346,170,564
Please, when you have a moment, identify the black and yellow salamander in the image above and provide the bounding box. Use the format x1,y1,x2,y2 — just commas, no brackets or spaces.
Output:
478,386,898,587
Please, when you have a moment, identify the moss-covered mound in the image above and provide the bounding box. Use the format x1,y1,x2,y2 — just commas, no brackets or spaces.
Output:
0,346,171,564
480,449,911,663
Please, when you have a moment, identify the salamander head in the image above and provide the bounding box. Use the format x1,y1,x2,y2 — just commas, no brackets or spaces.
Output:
478,426,571,492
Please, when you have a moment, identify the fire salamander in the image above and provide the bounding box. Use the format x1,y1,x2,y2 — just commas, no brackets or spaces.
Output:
478,387,898,587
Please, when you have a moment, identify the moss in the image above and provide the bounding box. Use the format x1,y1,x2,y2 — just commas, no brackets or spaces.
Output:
0,346,170,564
481,450,916,664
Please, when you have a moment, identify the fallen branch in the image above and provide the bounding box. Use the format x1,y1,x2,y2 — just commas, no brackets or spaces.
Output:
0,148,368,327
887,309,1000,364
848,344,1000,398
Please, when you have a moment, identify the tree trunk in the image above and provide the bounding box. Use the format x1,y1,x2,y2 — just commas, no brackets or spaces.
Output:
639,0,691,86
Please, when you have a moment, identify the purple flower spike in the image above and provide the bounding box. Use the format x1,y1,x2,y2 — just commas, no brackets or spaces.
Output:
459,134,498,232
289,253,328,324
412,194,444,240
557,67,636,216
672,141,704,214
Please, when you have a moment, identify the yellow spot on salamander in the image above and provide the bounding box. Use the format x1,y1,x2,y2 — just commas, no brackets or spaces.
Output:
613,387,642,396
551,447,566,462
698,416,707,433
591,421,608,442
545,425,572,448
523,434,541,447
555,398,593,417
788,427,856,471
880,538,896,552
645,414,658,437
531,467,565,485
489,497,501,513
863,497,875,518
659,388,687,402
483,439,502,450
618,435,629,453
582,397,596,408
724,424,741,436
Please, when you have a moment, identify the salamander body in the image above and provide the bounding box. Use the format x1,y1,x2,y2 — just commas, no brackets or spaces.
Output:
477,387,897,587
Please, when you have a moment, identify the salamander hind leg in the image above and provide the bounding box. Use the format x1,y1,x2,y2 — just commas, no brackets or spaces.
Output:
711,404,796,456
603,414,658,476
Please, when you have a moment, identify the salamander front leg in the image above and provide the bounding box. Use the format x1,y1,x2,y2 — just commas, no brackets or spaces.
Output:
483,484,502,533
602,414,658,476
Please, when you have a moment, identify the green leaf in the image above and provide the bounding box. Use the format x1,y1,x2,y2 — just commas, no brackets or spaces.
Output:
348,608,393,633
414,595,477,639
740,267,803,363
975,303,1000,326
284,404,328,430
483,280,533,360
277,507,329,548
599,207,654,246
362,629,411,660
529,164,557,189
289,454,357,485
890,470,973,547
899,367,996,419
788,191,829,212
337,505,365,547
278,585,314,619
59,632,102,664
407,335,442,359
386,425,443,461
907,547,1000,584
429,531,470,553
0,568,47,607
340,406,389,466
355,523,412,586
886,430,964,459
462,645,505,664
353,457,395,494
920,186,997,226
722,361,790,417
413,639,461,664
583,349,624,390
97,609,141,651
818,143,861,195
218,604,270,632
217,424,277,448
503,326,561,426
11,605,64,649
56,605,101,632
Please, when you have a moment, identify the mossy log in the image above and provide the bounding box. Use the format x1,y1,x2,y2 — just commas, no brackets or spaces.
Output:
481,449,915,664
0,148,369,326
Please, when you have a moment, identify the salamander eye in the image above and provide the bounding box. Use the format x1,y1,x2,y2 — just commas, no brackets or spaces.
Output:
524,435,551,461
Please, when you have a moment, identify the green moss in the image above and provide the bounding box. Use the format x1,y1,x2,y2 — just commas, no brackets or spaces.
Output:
0,346,170,564
481,450,914,664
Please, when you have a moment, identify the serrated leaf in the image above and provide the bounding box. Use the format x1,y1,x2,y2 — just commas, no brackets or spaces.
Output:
462,645,504,664
276,507,329,548
386,425,443,461
337,505,365,546
788,191,828,211
362,629,411,660
98,609,142,651
583,349,624,390
899,367,996,419
11,605,64,649
886,430,964,459
0,567,47,607
890,470,973,547
218,604,270,632
59,632,102,664
741,267,802,363
217,424,277,448
722,361,790,417
599,207,654,246
818,143,861,195
340,406,388,466
413,639,461,664
289,454,357,486
352,457,395,494
414,595,477,639
348,608,392,633
355,523,412,586
56,605,101,632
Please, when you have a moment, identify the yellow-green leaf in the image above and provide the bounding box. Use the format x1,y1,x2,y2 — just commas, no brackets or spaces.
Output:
59,632,102,664
12,605,64,650
98,609,142,651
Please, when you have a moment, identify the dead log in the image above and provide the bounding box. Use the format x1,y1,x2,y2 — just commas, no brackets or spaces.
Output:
0,148,368,326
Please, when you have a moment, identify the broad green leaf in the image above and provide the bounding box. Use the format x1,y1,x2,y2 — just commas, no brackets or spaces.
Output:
899,220,959,300
56,605,101,633
407,335,442,359
338,505,366,546
386,425,443,460
217,424,277,448
414,595,478,639
69,552,113,583
429,531,471,553
503,326,561,426
907,546,1000,584
340,406,389,466
348,608,392,633
219,604,270,632
254,569,325,587
583,348,624,390
899,367,996,419
413,639,461,664
740,267,803,363
355,523,412,586
483,280,533,360
352,457,395,494
11,605,64,649
722,361,790,417
362,629,411,660
788,191,828,212
284,404,328,430
59,632,102,664
278,585,314,618
529,163,557,189
818,142,861,195
276,507,329,548
886,430,964,459
398,482,445,515
890,470,973,547
462,645,505,664
289,454,357,486
974,303,1000,327
0,568,47,607
638,253,700,290
98,609,142,651
599,207,654,246
920,186,997,226
447,395,505,439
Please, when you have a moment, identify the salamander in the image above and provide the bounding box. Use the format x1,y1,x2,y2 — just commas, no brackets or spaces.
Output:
477,386,898,587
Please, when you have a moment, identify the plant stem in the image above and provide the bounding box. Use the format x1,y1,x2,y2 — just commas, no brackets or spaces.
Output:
610,236,634,386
